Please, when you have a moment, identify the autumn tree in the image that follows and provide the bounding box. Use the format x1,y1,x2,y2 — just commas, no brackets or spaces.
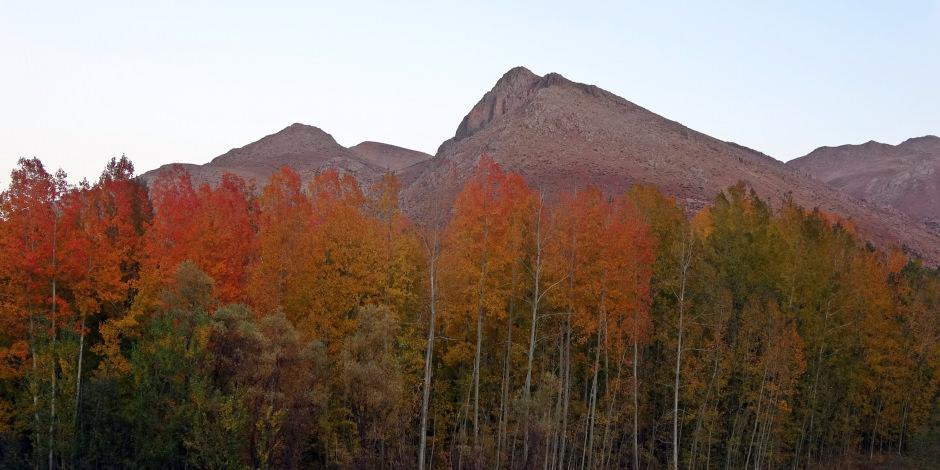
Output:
0,158,68,466
188,174,258,305
248,166,311,316
439,156,530,461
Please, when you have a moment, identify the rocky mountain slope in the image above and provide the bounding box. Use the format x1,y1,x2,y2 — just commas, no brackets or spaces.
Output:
400,67,940,263
139,67,940,264
788,136,940,231
141,123,388,187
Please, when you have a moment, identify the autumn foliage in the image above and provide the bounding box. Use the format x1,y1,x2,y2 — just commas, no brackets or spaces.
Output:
0,156,938,469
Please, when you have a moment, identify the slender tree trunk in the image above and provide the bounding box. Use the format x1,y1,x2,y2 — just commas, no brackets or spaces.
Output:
29,311,40,468
497,265,518,468
48,213,58,470
471,221,491,460
523,194,552,464
691,309,724,470
706,400,718,470
802,310,828,467
869,399,883,460
672,307,683,470
632,332,639,470
744,363,769,469
756,393,778,470
583,296,605,470
549,318,569,470
600,347,625,470
473,299,483,456
418,233,440,470
559,319,572,469
559,222,577,470
73,312,86,458
673,235,693,470
898,401,908,455
523,228,542,459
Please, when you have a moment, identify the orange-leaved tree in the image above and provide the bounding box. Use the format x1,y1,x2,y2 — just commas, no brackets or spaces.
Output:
189,174,258,305
440,155,531,450
248,166,311,317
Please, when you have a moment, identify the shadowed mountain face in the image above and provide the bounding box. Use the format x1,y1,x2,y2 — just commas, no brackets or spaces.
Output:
139,67,940,264
788,136,940,230
400,66,940,263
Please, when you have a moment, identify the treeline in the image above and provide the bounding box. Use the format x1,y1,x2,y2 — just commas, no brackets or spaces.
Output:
0,155,937,469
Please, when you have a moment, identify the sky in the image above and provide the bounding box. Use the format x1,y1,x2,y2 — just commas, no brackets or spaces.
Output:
1,1,938,187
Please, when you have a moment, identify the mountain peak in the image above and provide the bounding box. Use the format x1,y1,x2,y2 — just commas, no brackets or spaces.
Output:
454,66,544,141
899,135,940,154
207,123,344,168
501,65,538,81
275,122,332,138
409,67,940,264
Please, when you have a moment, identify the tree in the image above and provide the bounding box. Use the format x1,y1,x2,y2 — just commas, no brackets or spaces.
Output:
0,158,67,465
291,170,383,347
439,156,529,459
248,166,311,316
189,174,257,305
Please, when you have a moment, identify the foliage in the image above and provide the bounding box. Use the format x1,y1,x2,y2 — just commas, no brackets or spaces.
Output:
0,156,936,468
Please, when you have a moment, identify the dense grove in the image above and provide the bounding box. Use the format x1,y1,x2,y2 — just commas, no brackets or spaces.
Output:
0,155,938,469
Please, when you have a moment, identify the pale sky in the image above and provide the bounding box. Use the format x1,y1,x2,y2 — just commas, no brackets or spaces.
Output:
2,1,938,187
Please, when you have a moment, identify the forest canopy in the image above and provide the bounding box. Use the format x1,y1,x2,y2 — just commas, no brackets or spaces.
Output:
0,155,938,469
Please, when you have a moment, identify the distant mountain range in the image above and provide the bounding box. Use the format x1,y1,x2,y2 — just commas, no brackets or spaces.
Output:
141,67,940,264
788,136,940,231
142,123,431,188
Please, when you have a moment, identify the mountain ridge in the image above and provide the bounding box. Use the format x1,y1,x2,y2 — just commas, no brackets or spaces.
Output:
402,67,940,263
788,135,940,231
140,67,940,264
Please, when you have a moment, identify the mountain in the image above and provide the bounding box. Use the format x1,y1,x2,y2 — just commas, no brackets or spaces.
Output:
348,141,432,172
400,67,940,263
138,67,940,264
788,136,940,230
141,123,388,187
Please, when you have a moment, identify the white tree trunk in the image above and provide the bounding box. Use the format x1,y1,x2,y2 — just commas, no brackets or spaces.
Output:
418,232,440,470
673,235,693,470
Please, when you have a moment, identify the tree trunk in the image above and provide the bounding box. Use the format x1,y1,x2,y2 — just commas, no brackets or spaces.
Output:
869,399,883,460
691,308,724,470
632,303,641,470
583,295,605,470
522,203,543,459
29,311,40,467
804,304,830,467
418,232,440,470
672,305,683,470
672,234,694,470
898,401,908,455
559,319,572,470
48,213,58,470
473,298,483,455
497,265,518,468
73,312,86,455
600,347,625,470
744,363,769,469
